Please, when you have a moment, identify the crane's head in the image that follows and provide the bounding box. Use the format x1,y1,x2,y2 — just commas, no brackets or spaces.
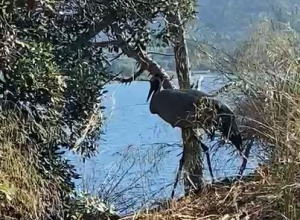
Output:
146,74,163,102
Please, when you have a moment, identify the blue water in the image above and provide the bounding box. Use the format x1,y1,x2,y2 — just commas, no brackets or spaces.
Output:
66,75,261,214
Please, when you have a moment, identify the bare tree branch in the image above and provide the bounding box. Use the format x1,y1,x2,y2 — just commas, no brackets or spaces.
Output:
148,51,174,57
113,68,145,85
93,36,176,89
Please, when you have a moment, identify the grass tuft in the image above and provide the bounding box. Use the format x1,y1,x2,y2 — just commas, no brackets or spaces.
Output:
0,111,59,219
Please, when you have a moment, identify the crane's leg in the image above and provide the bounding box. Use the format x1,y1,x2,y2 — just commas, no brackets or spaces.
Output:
200,141,215,182
171,140,214,198
238,138,254,178
208,128,215,141
171,130,215,198
171,150,185,198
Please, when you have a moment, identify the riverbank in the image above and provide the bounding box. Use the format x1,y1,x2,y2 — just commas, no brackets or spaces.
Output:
121,164,300,219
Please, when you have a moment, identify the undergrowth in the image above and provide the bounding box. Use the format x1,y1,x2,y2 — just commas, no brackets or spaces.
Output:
123,165,299,219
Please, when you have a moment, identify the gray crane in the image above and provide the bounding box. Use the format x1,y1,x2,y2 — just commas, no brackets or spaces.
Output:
146,74,243,181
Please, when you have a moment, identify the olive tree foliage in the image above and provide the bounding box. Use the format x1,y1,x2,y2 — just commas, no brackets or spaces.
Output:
0,0,108,154
0,0,109,218
91,0,196,86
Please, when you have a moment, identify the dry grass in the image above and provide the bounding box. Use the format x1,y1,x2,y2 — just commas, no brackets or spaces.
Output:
0,111,60,219
122,165,299,220
0,144,55,219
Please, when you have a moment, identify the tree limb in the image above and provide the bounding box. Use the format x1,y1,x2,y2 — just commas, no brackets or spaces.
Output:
94,36,176,89
113,68,145,85
148,51,174,57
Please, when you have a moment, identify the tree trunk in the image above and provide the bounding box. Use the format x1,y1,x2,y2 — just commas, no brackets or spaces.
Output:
169,12,204,194
181,128,204,194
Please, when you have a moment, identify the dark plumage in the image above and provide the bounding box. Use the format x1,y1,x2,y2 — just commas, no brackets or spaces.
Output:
147,74,242,151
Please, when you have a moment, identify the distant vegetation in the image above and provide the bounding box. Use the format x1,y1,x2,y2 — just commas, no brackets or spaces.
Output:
108,0,300,77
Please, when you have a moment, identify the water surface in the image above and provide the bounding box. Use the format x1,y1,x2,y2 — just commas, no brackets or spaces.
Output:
66,74,260,214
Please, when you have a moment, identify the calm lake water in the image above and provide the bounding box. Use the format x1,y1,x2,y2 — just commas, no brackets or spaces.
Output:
66,73,260,214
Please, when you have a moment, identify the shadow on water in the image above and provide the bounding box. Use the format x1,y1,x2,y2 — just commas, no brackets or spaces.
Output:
64,73,261,214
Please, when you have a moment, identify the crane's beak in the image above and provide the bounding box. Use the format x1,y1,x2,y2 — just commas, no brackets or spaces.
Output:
146,80,160,102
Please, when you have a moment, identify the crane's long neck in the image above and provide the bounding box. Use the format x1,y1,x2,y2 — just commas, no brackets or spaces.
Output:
147,79,162,102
